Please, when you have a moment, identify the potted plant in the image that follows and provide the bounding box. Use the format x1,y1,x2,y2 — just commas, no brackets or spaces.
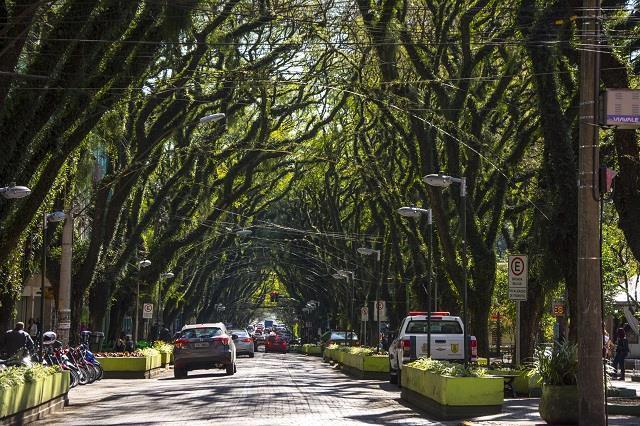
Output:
535,339,579,424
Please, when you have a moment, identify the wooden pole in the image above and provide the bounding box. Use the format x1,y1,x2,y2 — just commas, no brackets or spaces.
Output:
577,0,605,423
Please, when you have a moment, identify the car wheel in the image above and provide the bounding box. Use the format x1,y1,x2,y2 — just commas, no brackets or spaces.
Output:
226,363,235,376
174,368,187,379
234,363,237,373
397,367,402,388
249,352,255,358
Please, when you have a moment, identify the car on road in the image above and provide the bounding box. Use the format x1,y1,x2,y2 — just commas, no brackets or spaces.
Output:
320,330,359,348
388,311,477,386
173,323,237,378
264,334,288,353
230,329,254,358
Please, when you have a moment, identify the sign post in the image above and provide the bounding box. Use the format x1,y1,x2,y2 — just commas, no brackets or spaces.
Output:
360,306,369,346
142,303,154,319
508,255,528,367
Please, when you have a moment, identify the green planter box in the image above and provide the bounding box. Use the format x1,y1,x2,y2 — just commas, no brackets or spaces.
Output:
302,344,322,355
342,353,389,373
99,355,162,378
487,369,536,396
401,366,503,420
160,352,170,367
0,371,70,420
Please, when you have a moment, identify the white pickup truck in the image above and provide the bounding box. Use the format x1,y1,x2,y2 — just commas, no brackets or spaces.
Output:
388,311,477,385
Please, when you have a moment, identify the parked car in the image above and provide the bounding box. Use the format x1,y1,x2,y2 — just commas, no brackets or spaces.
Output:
230,329,254,358
320,330,359,348
264,335,288,353
388,311,477,386
173,323,237,378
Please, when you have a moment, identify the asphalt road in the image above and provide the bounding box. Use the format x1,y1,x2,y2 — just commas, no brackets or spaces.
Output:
37,352,438,425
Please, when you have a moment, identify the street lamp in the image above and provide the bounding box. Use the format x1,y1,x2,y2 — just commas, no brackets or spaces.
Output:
39,210,66,360
423,173,468,365
236,229,252,237
357,248,382,351
134,259,151,345
199,113,226,123
157,272,175,328
0,184,31,199
332,270,355,345
398,206,435,357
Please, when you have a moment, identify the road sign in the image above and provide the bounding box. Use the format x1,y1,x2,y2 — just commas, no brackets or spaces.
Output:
508,255,528,301
373,300,387,321
142,303,154,319
553,302,565,317
360,306,369,322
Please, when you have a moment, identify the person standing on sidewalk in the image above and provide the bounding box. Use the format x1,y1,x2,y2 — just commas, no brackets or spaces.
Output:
613,327,629,380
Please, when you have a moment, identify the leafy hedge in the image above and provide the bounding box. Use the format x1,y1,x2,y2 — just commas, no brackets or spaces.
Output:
152,341,174,354
0,364,61,390
135,347,160,357
334,345,388,356
407,358,487,378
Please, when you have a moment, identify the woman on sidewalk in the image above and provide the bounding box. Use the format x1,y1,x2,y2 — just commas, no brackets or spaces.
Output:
613,327,630,380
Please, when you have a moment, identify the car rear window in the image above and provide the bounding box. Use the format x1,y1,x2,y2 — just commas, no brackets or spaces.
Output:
331,332,358,340
231,331,248,337
405,320,462,334
180,327,223,339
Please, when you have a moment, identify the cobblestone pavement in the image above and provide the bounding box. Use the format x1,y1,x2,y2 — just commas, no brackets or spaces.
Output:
37,353,639,425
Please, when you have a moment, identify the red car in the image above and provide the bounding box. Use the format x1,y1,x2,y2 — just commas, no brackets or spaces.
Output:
264,335,288,353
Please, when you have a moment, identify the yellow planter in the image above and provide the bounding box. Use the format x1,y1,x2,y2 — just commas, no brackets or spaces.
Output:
342,353,389,372
402,366,503,406
302,344,322,355
0,371,70,419
99,356,150,372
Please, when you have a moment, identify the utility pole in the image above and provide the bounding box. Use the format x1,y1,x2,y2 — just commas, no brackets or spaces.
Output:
577,0,605,424
57,213,73,344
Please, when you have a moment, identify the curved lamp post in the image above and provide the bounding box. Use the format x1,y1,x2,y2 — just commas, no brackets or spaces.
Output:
236,229,253,237
39,210,66,360
423,173,467,366
199,113,226,123
398,206,434,356
134,259,151,344
0,185,31,199
357,248,382,351
157,272,175,327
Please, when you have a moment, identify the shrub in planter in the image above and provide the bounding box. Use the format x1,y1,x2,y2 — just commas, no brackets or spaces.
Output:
535,340,579,425
0,365,68,419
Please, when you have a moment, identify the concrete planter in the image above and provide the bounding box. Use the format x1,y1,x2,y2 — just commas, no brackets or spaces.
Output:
302,344,322,356
99,355,163,379
341,353,388,371
0,371,70,423
401,365,503,420
486,369,539,396
539,384,578,425
160,352,170,367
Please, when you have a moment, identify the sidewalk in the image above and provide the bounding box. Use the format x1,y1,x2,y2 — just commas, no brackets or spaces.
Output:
460,380,639,425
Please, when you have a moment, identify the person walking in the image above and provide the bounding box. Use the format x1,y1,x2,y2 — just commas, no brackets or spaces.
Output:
27,318,38,339
0,322,35,357
613,327,630,380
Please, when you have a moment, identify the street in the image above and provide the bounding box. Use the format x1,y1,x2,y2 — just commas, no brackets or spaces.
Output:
38,352,436,425
35,352,640,425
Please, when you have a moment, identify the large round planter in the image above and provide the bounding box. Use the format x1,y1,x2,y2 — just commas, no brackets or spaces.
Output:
539,384,578,424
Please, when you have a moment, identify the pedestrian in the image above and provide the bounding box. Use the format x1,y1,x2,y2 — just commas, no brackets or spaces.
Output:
0,322,35,357
124,334,135,352
114,332,126,352
613,327,629,380
27,318,38,339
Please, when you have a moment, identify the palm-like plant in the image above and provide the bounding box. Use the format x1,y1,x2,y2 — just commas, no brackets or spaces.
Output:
534,339,578,386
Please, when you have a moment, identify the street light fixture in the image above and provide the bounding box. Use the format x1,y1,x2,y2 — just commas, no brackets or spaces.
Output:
358,247,383,351
199,113,226,123
0,184,31,199
134,259,151,345
236,229,253,237
39,210,66,360
397,206,435,358
423,173,468,366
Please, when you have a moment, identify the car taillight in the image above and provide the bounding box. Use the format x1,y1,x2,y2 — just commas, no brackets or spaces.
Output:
401,339,411,355
213,337,229,345
242,338,252,343
174,338,189,349
469,336,478,361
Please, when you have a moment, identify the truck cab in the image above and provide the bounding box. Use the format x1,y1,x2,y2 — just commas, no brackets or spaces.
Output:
388,311,477,385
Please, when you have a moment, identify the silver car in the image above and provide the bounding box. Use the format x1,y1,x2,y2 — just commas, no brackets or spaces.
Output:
230,330,255,358
173,323,237,378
